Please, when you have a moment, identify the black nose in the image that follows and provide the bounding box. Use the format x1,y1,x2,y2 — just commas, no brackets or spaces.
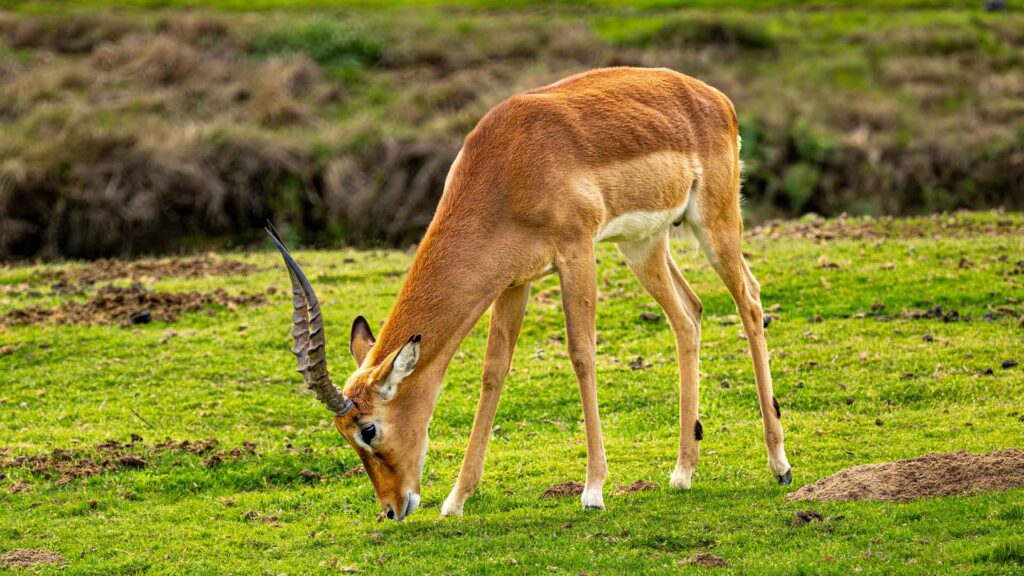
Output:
386,506,395,520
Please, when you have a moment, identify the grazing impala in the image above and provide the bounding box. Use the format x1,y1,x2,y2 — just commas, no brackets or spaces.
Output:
266,67,791,521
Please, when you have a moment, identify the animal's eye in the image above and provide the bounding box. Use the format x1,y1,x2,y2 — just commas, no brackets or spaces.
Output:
360,424,377,444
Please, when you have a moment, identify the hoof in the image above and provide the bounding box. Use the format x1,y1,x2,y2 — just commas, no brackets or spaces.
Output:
581,487,605,511
670,465,694,490
440,493,464,517
776,468,792,485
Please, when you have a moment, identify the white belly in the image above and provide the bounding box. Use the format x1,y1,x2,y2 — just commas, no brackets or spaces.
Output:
595,205,688,243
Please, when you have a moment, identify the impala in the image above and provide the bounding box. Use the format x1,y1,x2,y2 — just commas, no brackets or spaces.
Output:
266,67,791,521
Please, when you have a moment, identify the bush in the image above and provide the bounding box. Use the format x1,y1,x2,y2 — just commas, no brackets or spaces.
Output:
249,19,382,67
605,14,776,51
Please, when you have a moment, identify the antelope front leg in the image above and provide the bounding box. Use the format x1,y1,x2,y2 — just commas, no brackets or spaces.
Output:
441,283,530,517
557,243,607,510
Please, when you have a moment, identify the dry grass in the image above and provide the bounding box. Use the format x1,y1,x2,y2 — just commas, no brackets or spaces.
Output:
0,9,1022,259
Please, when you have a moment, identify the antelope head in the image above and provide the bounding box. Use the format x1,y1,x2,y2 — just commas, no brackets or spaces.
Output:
266,226,425,521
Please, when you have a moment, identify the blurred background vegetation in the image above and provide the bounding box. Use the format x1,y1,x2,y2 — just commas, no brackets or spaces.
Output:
0,1,1022,259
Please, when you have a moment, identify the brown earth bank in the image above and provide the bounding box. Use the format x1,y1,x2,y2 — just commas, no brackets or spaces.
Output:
0,549,66,568
787,449,1024,502
0,436,258,486
0,10,1022,260
749,212,1024,241
38,255,260,283
1,284,266,326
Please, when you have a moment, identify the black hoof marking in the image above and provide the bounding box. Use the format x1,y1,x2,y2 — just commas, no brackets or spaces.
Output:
694,419,703,442
772,396,781,419
777,468,792,485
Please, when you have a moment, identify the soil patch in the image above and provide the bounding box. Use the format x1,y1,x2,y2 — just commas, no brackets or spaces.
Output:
750,213,1023,241
1,436,258,486
787,449,1024,503
0,549,66,568
615,480,660,496
540,481,584,499
2,284,265,326
39,256,260,284
679,552,728,568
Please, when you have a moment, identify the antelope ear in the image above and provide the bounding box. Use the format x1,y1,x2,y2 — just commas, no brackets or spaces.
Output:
380,334,420,400
350,316,375,366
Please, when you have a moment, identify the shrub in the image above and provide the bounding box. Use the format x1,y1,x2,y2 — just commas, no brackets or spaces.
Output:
604,14,776,51
250,19,382,68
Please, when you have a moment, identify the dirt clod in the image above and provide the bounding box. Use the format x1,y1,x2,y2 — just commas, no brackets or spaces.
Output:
117,455,147,468
3,284,265,327
788,449,1024,502
342,466,365,477
615,480,659,496
679,552,728,567
628,356,646,371
794,509,824,525
541,481,584,499
130,310,152,324
0,549,65,568
1002,359,1019,369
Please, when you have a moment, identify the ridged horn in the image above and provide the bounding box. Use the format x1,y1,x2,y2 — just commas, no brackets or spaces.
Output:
266,223,352,416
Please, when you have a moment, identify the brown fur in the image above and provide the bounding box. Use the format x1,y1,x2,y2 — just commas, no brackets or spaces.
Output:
333,67,788,518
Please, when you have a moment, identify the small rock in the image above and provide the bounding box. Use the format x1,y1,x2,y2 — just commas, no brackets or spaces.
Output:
130,310,152,325
1002,360,1019,369
628,356,645,371
922,334,934,342
720,379,730,389
639,312,662,322
299,469,320,481
875,418,884,426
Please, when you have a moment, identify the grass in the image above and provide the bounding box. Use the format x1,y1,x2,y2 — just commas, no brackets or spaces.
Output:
1,211,1023,574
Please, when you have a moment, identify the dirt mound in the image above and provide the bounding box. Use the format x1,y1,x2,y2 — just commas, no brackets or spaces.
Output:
2,284,265,326
540,481,584,499
40,256,259,283
0,549,66,568
615,480,660,495
679,552,728,568
788,449,1024,503
1,436,257,487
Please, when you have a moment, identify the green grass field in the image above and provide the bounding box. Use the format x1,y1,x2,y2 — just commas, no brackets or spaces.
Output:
2,212,1023,574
